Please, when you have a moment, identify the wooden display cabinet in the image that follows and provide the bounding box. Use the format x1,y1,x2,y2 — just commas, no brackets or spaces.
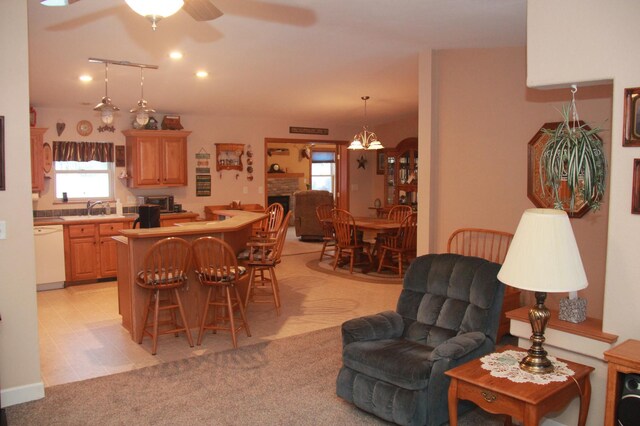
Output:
123,129,191,188
383,137,418,208
30,127,47,193
604,339,640,425
215,143,244,171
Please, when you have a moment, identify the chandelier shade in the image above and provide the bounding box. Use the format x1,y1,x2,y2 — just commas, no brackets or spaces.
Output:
125,0,184,30
348,96,383,150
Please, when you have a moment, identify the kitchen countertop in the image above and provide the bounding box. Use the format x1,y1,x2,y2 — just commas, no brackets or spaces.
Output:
32,212,198,226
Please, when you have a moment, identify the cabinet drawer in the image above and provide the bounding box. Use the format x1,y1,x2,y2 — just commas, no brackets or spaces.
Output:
68,224,96,238
99,222,125,236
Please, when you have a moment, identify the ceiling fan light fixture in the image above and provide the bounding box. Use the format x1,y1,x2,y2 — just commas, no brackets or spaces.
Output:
349,96,384,150
125,0,185,30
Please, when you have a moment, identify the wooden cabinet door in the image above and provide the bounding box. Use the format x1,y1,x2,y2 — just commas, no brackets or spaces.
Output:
161,137,187,185
69,237,99,281
30,128,46,193
99,236,119,277
134,136,163,186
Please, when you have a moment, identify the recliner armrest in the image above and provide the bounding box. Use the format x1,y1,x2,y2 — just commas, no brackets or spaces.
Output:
341,310,404,346
429,331,487,362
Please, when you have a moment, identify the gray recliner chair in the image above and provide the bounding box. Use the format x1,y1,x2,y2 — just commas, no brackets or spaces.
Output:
336,253,505,426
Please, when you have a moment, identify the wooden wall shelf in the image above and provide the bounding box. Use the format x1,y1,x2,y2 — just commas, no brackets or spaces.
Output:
266,173,304,179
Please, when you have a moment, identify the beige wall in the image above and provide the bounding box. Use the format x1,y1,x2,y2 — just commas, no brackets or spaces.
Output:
432,47,612,319
0,0,44,406
528,0,640,343
32,108,354,217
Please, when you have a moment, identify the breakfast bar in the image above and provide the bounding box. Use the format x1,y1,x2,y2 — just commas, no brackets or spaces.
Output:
114,210,266,342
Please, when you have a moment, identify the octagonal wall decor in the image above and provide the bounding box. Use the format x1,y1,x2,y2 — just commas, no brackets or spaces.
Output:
527,122,593,218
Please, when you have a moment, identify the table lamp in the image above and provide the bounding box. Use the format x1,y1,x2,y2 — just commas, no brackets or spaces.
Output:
497,208,587,374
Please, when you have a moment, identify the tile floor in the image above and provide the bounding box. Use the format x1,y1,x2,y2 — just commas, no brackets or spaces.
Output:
37,234,402,387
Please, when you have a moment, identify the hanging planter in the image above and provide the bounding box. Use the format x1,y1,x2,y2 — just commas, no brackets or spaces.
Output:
539,87,607,213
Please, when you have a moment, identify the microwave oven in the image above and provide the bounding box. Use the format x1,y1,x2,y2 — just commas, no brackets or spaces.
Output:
138,195,174,213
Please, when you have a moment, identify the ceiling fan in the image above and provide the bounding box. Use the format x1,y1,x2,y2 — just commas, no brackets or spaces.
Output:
40,0,223,30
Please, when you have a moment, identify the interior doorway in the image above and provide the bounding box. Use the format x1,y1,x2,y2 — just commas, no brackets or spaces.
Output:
264,138,349,210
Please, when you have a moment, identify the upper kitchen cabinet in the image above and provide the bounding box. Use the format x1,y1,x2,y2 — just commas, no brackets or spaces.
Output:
384,137,418,208
30,127,48,193
123,129,191,188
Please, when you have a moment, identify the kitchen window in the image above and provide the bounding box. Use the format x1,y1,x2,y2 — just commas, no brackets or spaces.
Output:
52,141,115,201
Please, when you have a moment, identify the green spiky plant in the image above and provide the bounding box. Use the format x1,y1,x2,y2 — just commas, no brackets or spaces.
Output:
540,105,607,212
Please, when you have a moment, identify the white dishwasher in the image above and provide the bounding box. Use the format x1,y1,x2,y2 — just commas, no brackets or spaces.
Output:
33,225,66,291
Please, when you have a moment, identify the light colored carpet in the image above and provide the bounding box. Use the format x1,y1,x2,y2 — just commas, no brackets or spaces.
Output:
7,326,505,425
306,258,403,285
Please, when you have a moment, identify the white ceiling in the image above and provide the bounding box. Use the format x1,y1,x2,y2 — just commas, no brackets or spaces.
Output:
27,0,526,127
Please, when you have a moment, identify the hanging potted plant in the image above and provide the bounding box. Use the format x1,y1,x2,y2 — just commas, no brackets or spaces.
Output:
540,98,607,213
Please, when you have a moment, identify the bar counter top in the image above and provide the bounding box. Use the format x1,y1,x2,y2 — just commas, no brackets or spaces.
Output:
118,210,266,239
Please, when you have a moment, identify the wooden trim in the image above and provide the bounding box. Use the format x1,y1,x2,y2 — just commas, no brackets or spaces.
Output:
266,173,304,178
121,129,192,138
506,306,618,344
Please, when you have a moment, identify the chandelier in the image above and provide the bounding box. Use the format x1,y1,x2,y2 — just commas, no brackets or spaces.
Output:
348,96,384,150
125,0,185,31
93,63,119,126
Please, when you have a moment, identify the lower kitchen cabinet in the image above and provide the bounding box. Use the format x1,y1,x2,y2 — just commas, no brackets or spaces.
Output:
64,221,128,283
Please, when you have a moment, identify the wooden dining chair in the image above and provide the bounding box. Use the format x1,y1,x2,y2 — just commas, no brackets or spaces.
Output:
316,203,336,261
371,204,414,257
446,228,513,264
377,213,418,277
135,237,194,355
244,211,292,315
332,209,373,274
446,227,517,343
192,236,251,349
252,202,284,240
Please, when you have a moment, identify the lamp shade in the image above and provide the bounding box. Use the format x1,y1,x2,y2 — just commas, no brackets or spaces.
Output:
497,208,587,293
125,0,184,18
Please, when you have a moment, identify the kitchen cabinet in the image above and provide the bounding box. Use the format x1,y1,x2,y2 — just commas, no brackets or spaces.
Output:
123,129,191,188
30,127,47,193
64,220,128,283
383,137,418,208
160,213,198,227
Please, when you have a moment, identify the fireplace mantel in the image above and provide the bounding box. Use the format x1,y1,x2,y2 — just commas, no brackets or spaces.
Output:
267,173,304,179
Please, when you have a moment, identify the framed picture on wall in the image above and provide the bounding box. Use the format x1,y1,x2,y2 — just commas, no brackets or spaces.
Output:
632,159,640,214
623,87,640,146
0,116,5,191
376,150,386,175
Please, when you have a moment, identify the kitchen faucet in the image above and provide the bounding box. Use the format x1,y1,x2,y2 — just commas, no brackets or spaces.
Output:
87,200,109,216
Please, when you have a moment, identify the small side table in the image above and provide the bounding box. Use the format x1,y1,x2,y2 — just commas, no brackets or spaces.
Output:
603,339,640,425
445,345,594,426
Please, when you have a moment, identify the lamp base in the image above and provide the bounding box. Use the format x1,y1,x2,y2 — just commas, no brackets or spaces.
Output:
519,353,554,374
521,291,555,374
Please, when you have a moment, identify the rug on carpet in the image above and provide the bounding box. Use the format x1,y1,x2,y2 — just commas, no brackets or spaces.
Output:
6,326,505,425
305,258,403,285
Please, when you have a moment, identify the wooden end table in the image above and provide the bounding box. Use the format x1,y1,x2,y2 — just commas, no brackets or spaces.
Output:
603,339,640,425
445,345,594,426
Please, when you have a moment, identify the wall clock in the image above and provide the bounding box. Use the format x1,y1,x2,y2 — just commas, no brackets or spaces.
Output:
76,120,93,137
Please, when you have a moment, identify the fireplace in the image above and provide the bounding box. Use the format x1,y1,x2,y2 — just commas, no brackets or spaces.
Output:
267,195,290,217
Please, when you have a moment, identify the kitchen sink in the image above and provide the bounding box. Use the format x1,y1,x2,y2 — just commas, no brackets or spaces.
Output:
60,214,125,221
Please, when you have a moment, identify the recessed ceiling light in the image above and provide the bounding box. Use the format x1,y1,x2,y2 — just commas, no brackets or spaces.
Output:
169,51,183,60
79,74,93,82
196,70,208,78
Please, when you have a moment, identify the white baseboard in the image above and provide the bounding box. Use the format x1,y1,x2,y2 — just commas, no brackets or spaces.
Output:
1,381,45,407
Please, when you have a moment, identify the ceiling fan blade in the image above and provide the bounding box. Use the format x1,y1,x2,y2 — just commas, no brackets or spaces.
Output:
182,0,223,21
41,0,81,5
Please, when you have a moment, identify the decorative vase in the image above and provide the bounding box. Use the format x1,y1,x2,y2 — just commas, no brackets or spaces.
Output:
559,297,587,323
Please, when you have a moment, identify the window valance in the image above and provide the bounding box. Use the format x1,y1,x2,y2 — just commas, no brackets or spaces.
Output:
53,141,114,163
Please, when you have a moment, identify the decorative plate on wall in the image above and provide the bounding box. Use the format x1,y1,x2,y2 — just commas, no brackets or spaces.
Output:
76,120,93,137
42,142,52,173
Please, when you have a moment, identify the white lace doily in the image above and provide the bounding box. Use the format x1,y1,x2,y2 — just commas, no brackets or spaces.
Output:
480,350,575,385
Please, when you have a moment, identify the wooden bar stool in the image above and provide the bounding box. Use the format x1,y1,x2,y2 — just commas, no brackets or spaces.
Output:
192,236,250,348
136,237,194,355
243,211,291,315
